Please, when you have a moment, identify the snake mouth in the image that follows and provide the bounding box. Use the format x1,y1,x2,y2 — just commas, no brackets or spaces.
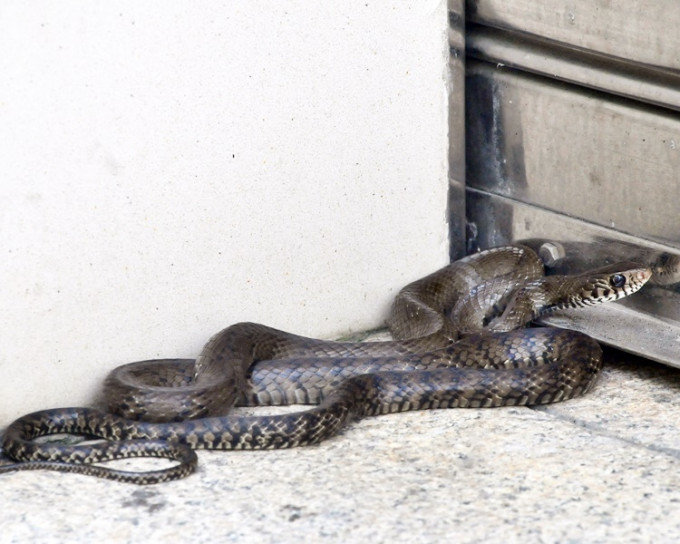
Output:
620,267,653,296
581,262,653,302
635,268,653,284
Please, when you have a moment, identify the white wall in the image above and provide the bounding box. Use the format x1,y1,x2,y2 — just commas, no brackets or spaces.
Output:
0,1,450,422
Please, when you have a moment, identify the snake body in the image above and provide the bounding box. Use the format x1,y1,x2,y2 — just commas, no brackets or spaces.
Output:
0,245,652,484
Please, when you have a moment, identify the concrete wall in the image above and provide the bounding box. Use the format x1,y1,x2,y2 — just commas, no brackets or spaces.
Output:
0,1,450,421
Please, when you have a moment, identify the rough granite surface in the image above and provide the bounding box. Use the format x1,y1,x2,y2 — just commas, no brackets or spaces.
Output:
2,331,680,543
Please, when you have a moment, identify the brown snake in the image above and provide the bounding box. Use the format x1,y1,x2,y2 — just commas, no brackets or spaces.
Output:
0,245,652,484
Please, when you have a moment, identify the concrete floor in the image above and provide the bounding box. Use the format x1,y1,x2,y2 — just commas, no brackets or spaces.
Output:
2,332,680,543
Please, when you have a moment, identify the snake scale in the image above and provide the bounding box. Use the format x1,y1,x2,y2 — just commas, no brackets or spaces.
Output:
0,245,652,484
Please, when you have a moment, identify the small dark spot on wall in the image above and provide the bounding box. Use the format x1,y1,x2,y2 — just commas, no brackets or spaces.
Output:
589,171,602,187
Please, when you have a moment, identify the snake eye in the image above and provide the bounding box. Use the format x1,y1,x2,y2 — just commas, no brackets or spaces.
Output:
610,274,626,288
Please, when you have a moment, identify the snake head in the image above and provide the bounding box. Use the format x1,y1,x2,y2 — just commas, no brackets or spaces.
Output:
569,262,652,307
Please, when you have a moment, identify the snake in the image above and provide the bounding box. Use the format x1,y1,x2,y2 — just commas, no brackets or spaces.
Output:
0,245,652,484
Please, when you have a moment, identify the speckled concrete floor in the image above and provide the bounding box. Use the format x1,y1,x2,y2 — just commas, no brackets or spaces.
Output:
2,333,680,543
